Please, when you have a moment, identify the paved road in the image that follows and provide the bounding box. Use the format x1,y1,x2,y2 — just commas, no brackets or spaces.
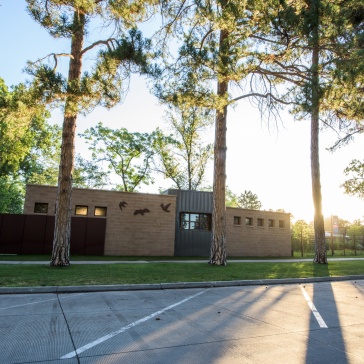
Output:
1,280,364,363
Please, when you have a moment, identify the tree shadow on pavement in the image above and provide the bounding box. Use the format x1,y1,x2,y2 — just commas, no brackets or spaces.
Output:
305,263,348,364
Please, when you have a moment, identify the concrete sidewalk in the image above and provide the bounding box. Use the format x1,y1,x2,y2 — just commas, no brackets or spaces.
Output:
1,257,364,264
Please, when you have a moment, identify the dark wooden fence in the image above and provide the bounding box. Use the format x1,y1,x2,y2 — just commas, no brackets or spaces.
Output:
0,214,106,255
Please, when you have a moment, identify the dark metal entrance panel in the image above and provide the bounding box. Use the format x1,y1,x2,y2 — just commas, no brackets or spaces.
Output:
167,190,213,257
169,189,213,212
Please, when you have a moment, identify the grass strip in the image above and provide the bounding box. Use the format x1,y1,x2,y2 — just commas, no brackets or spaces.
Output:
0,252,363,261
0,261,363,287
0,255,210,261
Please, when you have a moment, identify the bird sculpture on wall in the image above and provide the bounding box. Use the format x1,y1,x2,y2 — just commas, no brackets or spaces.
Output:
119,201,128,211
160,203,171,213
134,208,150,216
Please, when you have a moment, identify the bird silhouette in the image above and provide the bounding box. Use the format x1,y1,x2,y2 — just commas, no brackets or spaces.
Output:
119,201,128,211
134,208,150,216
160,203,171,212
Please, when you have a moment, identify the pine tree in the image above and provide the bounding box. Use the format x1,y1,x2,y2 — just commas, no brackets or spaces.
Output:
157,0,358,264
247,0,360,263
26,0,158,266
156,0,297,265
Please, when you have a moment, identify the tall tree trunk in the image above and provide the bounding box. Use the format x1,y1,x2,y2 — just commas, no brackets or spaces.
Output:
209,29,228,266
310,0,327,264
51,12,85,267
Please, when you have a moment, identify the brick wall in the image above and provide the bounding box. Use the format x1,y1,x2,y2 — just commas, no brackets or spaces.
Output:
25,185,176,256
25,185,292,257
226,207,291,256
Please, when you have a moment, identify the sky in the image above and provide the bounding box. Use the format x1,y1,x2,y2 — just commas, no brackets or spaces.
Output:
1,2,363,223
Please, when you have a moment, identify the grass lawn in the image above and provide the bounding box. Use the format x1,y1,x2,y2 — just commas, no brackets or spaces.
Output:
0,254,211,261
1,251,363,262
0,260,363,287
292,250,364,258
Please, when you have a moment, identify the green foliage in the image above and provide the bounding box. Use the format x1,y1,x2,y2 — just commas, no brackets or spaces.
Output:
73,156,110,189
0,78,50,177
80,28,154,111
156,0,361,117
156,0,278,111
20,124,62,186
79,122,167,192
26,28,154,113
19,124,104,188
237,190,263,210
291,220,314,254
341,159,364,199
156,105,213,190
347,220,364,253
225,187,239,207
0,176,24,214
0,76,108,205
26,0,160,37
0,78,64,208
25,0,158,114
325,1,364,126
225,189,262,210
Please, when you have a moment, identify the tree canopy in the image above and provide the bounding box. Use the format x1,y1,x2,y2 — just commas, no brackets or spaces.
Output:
80,122,166,192
155,105,213,190
341,159,364,199
0,78,50,178
225,189,263,210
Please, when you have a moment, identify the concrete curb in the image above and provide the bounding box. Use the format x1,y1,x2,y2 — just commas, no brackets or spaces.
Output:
1,275,364,295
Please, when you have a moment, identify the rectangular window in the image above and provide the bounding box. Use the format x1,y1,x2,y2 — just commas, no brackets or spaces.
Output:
234,216,241,225
94,206,107,217
245,217,253,226
180,212,212,231
75,205,88,216
268,219,275,228
34,203,48,214
257,218,264,227
279,220,285,228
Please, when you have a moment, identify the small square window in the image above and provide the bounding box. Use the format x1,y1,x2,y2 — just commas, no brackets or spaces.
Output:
279,220,285,228
94,206,107,217
234,216,241,225
75,205,88,216
245,217,253,226
257,218,264,227
34,203,48,214
268,219,275,228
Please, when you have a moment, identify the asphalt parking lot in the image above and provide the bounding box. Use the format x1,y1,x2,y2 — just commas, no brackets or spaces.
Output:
1,280,364,364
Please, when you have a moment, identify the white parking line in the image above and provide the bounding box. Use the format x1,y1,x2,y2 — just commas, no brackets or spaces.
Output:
300,285,328,328
0,293,85,310
61,289,208,359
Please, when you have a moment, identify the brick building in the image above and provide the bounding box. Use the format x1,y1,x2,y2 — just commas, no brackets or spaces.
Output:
23,185,291,257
